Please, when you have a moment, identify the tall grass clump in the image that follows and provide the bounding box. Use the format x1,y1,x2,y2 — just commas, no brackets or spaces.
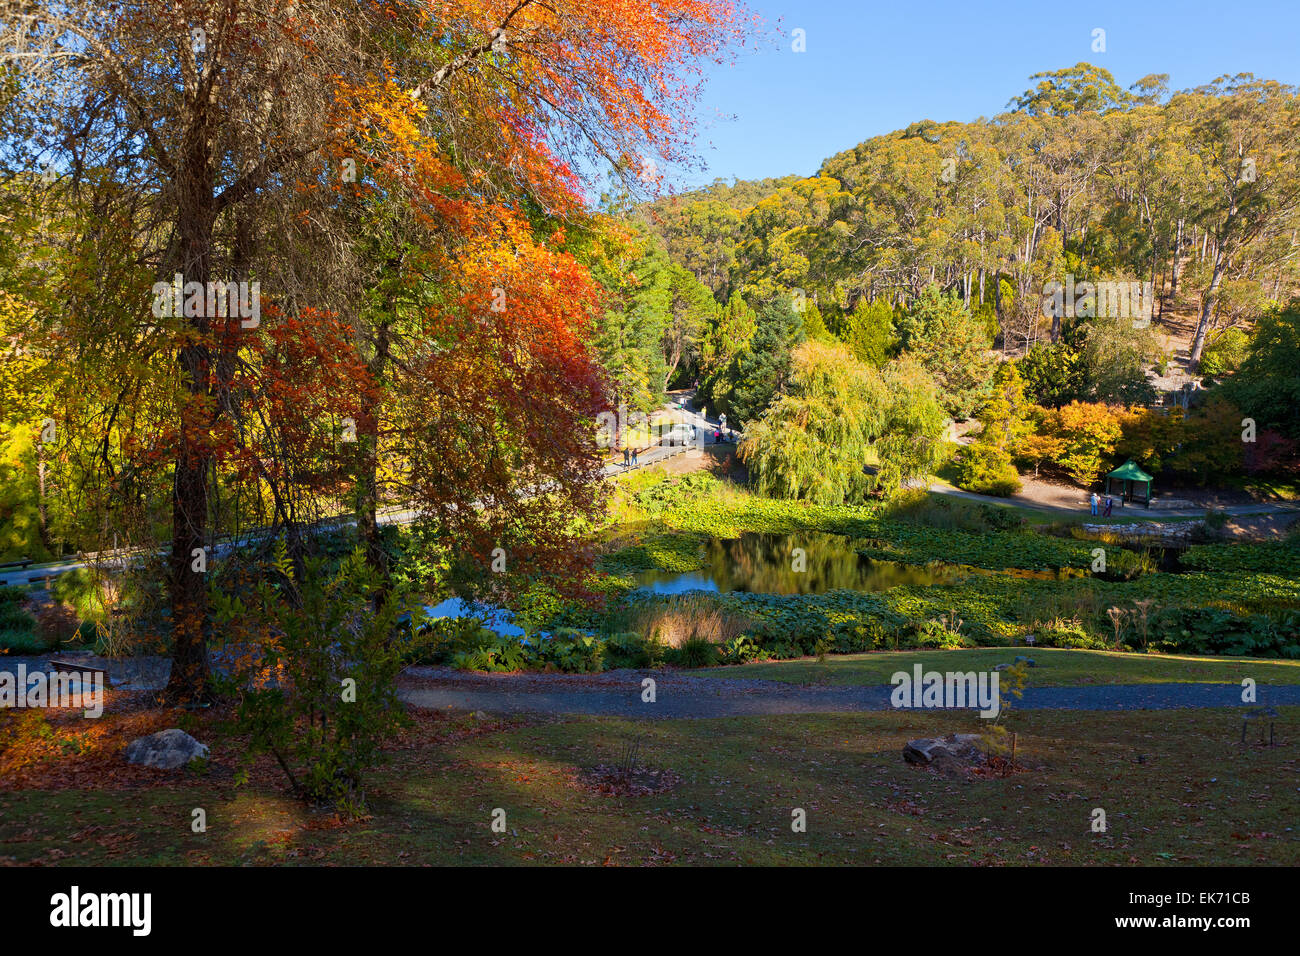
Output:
631,593,753,650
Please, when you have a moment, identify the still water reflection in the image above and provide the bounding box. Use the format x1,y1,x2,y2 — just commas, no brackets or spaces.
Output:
632,531,955,595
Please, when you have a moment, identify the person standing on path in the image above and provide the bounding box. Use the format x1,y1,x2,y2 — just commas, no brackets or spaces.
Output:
623,446,630,469
1103,496,1113,517
631,446,638,466
1090,492,1099,516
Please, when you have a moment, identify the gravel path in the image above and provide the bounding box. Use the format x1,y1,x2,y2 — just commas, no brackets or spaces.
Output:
926,481,1300,519
7,654,1296,718
396,666,1300,719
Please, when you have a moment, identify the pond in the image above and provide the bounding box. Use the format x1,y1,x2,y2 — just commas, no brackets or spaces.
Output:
632,531,957,595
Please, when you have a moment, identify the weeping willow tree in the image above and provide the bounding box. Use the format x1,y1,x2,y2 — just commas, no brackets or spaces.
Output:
739,341,945,504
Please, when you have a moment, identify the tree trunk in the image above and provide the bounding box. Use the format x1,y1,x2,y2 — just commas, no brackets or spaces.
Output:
36,446,49,554
1189,251,1228,368
664,349,680,391
1170,218,1183,297
358,317,392,585
165,118,216,703
992,273,1005,353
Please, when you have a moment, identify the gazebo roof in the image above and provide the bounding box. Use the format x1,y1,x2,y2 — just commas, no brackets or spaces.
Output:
1107,459,1154,483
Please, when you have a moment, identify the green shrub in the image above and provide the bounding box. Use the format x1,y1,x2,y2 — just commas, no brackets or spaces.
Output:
907,616,969,649
212,545,427,814
0,602,36,634
538,629,606,673
52,568,110,621
1149,606,1300,658
604,631,663,669
672,635,719,667
1199,327,1250,378
977,504,1026,531
451,634,529,672
0,628,49,653
830,619,899,653
1032,617,1107,649
429,623,666,674
719,634,767,663
414,617,498,662
953,443,1022,497
0,585,28,606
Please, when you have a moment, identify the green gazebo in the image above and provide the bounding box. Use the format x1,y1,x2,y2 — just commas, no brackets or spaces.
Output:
1105,459,1154,507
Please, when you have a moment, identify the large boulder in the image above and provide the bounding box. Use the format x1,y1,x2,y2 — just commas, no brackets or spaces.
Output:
903,733,983,767
125,729,209,769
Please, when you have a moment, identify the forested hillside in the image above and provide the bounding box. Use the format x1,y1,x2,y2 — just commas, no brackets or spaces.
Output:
585,64,1300,499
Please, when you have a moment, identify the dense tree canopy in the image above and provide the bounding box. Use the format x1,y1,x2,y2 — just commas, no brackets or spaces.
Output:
739,342,945,504
1,0,747,698
638,67,1300,380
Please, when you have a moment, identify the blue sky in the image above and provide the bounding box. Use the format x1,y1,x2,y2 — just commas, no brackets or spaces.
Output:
664,0,1300,191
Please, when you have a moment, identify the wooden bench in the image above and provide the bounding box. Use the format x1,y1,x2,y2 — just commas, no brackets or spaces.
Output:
48,659,108,675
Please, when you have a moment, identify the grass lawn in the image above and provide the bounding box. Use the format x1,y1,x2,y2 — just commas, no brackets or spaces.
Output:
1,706,1295,866
699,648,1300,687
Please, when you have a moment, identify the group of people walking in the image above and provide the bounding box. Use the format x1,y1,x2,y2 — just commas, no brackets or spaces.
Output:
1089,491,1119,516
618,418,736,469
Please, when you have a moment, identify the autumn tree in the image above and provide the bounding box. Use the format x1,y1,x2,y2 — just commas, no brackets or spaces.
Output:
1036,401,1124,486
5,0,748,699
